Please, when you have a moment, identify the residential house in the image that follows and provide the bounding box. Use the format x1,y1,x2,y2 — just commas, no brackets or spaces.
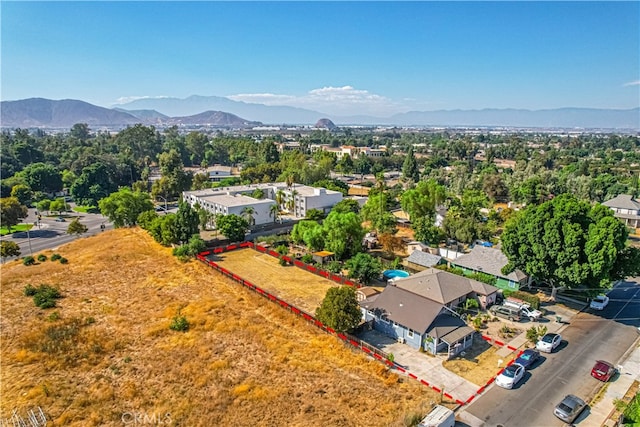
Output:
392,268,498,310
450,245,529,291
404,250,442,272
360,285,474,357
602,194,640,229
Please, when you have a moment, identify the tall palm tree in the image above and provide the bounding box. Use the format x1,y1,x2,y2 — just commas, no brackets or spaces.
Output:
241,206,256,227
288,190,299,217
275,190,285,210
269,203,279,224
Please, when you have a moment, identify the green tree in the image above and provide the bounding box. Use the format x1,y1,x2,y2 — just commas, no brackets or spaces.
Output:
361,192,397,234
400,179,446,221
98,188,154,228
331,199,361,214
49,198,69,214
315,286,362,333
345,253,383,284
241,206,256,227
20,162,63,194
215,214,249,242
36,199,51,214
305,208,325,221
322,211,365,260
67,218,88,235
501,194,640,299
412,216,444,245
0,197,28,232
402,145,419,182
11,184,33,206
174,202,200,244
0,241,21,259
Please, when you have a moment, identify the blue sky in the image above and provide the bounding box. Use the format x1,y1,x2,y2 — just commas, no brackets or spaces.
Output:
2,1,639,116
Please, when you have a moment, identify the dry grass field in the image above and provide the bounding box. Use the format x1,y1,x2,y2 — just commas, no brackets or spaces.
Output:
1,228,439,427
211,249,341,313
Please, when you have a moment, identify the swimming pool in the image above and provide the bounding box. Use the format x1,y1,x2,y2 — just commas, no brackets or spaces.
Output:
382,269,410,281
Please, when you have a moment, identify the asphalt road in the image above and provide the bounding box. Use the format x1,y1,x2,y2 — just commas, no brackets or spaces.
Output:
463,279,640,427
1,208,112,262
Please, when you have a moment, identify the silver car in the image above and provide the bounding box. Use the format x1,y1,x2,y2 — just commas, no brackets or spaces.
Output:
554,394,587,423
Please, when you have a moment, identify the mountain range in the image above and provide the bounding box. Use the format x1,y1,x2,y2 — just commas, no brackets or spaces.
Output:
1,96,639,130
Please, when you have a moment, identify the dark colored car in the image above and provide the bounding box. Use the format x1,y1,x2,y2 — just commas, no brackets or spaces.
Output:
554,394,587,423
591,360,617,382
515,349,540,369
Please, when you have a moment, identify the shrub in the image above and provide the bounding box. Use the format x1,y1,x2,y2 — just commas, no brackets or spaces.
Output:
526,325,547,344
37,254,48,262
29,284,62,309
51,253,62,261
301,253,313,264
59,257,68,264
170,312,190,332
23,256,36,266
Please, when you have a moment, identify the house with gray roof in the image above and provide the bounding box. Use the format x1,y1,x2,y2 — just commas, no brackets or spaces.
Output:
359,284,475,357
602,194,640,229
392,267,498,309
450,245,529,291
404,250,442,271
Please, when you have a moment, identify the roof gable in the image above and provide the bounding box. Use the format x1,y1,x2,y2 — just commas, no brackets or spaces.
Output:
360,285,443,333
452,245,527,282
602,194,640,210
406,251,442,268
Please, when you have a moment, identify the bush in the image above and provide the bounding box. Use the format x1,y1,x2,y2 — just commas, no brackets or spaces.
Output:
30,284,62,309
301,253,313,264
37,254,48,262
23,256,36,266
59,257,68,264
24,284,37,296
51,253,62,261
170,312,190,332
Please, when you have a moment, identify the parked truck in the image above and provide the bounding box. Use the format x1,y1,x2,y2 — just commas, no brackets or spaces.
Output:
503,297,542,321
418,405,456,427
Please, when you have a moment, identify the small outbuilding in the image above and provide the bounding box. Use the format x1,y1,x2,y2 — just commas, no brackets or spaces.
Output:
312,251,335,265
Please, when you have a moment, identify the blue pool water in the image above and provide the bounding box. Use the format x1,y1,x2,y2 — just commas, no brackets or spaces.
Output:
383,269,410,281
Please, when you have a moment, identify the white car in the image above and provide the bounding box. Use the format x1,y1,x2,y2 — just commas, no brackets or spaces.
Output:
495,363,525,389
590,295,610,310
536,333,562,353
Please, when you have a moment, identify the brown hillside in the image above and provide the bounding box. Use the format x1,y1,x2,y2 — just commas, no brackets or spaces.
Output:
0,228,437,426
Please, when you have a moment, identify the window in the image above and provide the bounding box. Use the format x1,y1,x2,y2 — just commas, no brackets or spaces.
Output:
407,329,414,339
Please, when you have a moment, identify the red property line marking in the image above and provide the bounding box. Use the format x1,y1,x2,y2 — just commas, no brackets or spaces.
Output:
482,335,492,342
420,379,429,386
507,345,517,351
477,386,485,394
456,399,465,405
466,395,475,404
395,366,404,372
494,340,505,346
408,373,417,379
432,386,441,393
444,393,453,399
486,377,496,385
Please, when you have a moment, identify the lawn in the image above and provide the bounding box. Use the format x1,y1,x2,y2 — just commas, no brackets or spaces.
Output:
72,205,98,213
1,227,438,426
0,223,33,236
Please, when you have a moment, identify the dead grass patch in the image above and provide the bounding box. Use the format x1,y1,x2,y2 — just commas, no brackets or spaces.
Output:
442,339,506,386
1,227,438,426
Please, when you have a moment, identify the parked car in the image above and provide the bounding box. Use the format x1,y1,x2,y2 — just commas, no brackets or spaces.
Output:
55,217,66,222
590,295,610,310
495,363,525,389
489,305,522,322
591,360,617,382
536,333,562,353
503,298,542,321
554,394,587,423
515,349,540,369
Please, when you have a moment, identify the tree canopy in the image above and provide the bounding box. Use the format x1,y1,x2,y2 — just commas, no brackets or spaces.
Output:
501,194,640,297
0,197,28,232
315,286,362,333
98,188,154,228
215,214,249,242
345,253,383,284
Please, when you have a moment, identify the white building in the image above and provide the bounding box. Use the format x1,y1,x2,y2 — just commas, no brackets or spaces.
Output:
182,182,343,226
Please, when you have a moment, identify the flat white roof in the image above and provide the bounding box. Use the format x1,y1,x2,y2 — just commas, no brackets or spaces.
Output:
198,193,275,208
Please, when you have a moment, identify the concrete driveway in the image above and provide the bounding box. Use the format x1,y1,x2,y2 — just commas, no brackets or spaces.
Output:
359,330,480,404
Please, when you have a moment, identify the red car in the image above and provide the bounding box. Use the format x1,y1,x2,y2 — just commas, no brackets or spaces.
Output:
591,360,617,382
